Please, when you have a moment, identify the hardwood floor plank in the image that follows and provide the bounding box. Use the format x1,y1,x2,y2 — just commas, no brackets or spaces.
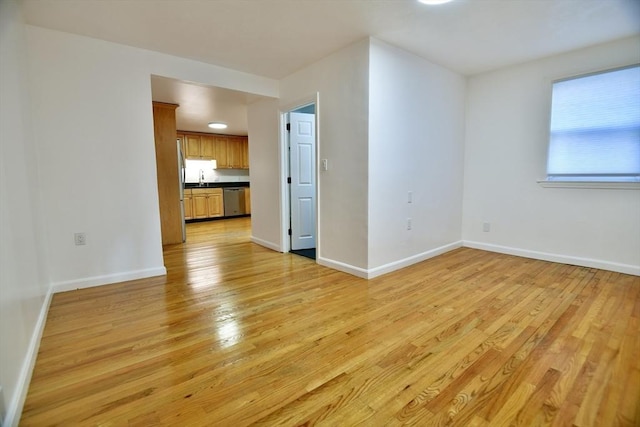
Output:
513,368,562,426
488,381,537,426
20,217,640,426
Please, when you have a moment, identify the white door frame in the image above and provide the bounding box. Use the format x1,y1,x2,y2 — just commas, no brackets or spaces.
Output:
279,93,320,255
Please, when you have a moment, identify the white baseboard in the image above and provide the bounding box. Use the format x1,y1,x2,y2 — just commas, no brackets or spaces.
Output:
251,236,282,253
317,256,369,279
51,266,167,294
318,241,463,280
463,241,640,276
367,241,464,279
4,287,53,427
5,267,167,425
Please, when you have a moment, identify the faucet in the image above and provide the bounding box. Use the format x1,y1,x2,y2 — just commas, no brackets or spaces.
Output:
199,169,205,186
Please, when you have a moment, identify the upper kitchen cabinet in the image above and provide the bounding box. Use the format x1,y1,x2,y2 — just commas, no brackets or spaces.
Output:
227,136,243,169
213,135,229,168
185,134,201,158
185,134,215,160
241,138,249,169
201,135,215,159
180,131,249,169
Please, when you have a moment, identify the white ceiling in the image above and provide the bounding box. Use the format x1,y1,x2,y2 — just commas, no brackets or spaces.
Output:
22,0,640,134
151,75,260,135
21,0,640,79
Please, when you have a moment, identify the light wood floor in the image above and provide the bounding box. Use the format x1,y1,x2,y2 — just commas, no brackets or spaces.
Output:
22,217,640,426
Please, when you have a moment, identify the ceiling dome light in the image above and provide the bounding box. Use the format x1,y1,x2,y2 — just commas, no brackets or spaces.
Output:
418,0,455,4
208,122,228,130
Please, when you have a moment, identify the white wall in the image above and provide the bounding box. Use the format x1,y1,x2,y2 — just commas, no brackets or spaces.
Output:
463,36,640,275
0,1,51,425
0,19,278,425
247,97,282,251
25,25,279,290
280,39,370,274
27,26,164,289
368,39,466,276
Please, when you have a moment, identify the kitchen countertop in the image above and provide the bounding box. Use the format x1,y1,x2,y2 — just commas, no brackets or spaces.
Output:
184,182,250,189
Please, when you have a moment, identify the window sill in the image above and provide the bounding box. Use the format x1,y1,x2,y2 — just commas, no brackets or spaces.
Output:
537,180,640,190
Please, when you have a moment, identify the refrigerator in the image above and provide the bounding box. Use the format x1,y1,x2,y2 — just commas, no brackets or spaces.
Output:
177,140,186,242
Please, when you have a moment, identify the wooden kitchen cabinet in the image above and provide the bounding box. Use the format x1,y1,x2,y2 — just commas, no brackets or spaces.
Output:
185,134,201,158
213,136,229,168
241,138,249,169
200,135,215,159
185,134,216,160
190,188,224,219
179,131,249,169
183,189,193,220
244,187,251,214
206,190,223,217
227,136,243,169
192,191,207,219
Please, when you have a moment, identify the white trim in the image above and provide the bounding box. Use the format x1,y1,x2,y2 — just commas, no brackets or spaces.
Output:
367,241,464,279
537,180,640,190
4,287,53,427
51,267,167,293
317,256,369,279
318,241,463,280
250,236,283,252
314,95,321,265
463,241,640,276
279,93,320,257
279,110,290,253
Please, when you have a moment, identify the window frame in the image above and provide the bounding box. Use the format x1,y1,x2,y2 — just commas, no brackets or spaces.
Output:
539,63,640,190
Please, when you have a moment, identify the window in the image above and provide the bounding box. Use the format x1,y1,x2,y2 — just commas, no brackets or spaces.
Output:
545,64,640,184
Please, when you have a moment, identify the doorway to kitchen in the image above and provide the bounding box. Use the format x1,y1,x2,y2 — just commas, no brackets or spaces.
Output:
150,75,260,247
284,102,317,260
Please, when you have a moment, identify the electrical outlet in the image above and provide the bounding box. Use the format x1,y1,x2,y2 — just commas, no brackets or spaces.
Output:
483,222,491,232
407,218,412,230
408,191,413,203
74,232,87,246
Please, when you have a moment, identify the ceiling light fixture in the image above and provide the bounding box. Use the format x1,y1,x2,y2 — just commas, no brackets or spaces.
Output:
208,122,228,130
418,0,455,5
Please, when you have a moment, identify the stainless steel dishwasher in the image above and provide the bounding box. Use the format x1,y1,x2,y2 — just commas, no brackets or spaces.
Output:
223,187,246,217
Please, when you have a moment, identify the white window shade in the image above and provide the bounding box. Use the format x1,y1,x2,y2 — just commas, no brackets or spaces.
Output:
547,65,640,182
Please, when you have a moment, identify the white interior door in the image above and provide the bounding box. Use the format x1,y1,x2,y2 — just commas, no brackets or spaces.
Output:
289,112,316,250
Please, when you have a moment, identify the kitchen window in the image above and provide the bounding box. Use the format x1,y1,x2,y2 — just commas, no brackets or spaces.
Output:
540,64,640,188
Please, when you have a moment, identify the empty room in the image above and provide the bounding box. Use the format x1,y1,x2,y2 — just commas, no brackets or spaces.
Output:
1,0,639,425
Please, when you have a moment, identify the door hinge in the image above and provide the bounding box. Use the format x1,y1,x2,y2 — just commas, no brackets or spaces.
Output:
287,177,291,184
288,228,292,236
286,123,291,132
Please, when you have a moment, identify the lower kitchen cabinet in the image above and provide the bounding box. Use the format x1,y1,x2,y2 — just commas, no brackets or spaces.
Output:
190,188,224,219
184,189,193,220
244,187,251,214
206,190,223,217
